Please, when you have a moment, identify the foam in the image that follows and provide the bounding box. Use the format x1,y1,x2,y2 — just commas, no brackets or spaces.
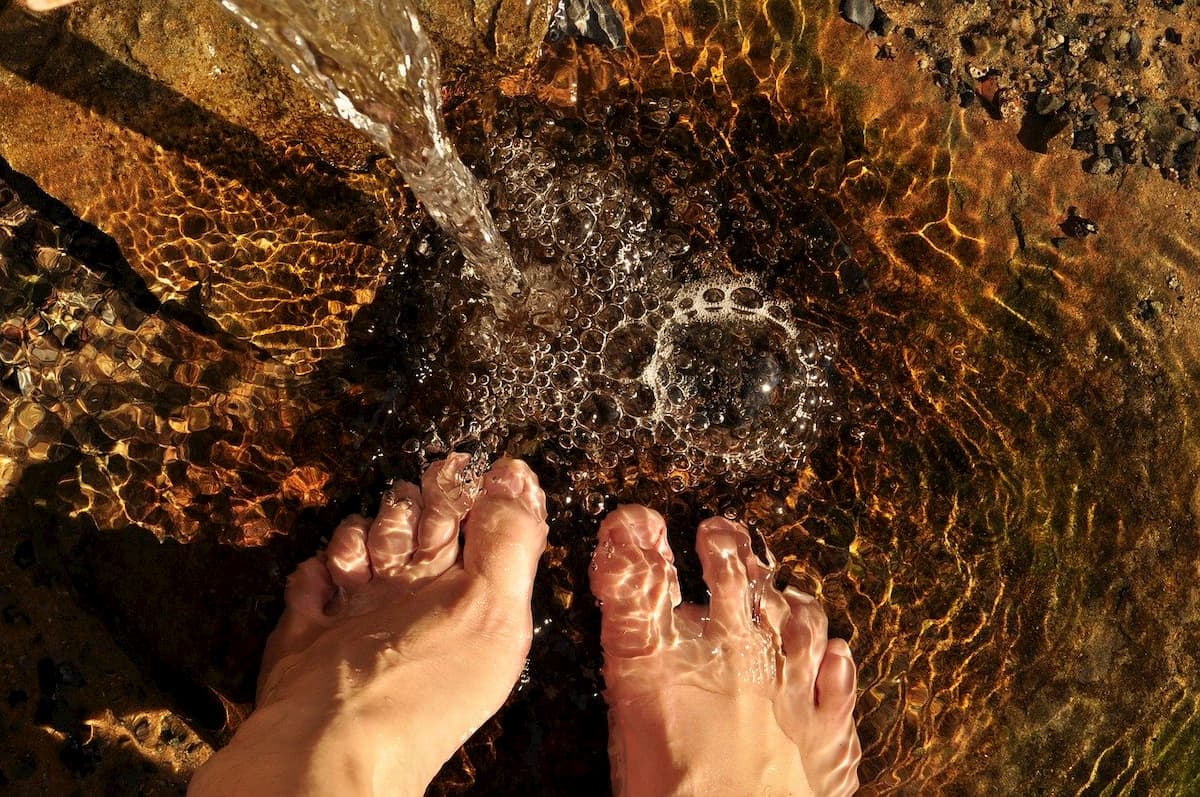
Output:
409,111,834,477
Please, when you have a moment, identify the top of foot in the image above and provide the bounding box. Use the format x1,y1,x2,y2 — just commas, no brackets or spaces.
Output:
591,504,861,797
190,455,549,797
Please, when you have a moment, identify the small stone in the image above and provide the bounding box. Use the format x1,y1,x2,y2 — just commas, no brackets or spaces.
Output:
1035,92,1065,115
1085,156,1113,174
1136,299,1163,320
1128,29,1143,59
1061,208,1099,238
840,0,875,31
1181,114,1200,132
12,539,35,569
57,662,85,688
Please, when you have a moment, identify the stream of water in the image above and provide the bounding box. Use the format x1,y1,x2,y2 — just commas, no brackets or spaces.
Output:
218,0,526,303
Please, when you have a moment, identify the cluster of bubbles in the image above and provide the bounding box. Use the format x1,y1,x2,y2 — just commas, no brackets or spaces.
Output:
400,110,834,481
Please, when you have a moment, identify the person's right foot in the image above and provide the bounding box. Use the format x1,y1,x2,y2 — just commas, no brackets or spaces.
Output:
590,505,861,797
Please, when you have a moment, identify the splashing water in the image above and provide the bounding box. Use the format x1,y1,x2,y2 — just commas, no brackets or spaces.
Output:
217,2,834,471
220,0,525,304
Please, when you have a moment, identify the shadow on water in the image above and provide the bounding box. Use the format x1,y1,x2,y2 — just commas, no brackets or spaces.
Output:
0,0,385,243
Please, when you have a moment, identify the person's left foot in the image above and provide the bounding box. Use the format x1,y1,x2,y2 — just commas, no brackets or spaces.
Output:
189,455,549,797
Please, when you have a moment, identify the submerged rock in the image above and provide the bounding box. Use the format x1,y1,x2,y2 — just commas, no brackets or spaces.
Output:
840,0,875,32
549,0,627,49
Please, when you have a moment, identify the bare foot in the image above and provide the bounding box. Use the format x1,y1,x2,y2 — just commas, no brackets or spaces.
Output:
189,455,549,797
590,506,861,797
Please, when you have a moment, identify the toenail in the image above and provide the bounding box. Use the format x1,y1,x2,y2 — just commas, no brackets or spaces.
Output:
382,482,413,509
785,587,816,604
602,513,661,548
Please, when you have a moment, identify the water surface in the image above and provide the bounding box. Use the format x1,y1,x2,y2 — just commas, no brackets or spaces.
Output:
1,0,1199,793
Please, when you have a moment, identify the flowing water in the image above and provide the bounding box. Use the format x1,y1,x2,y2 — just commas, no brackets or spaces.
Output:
218,0,525,302
218,0,830,476
2,0,1200,793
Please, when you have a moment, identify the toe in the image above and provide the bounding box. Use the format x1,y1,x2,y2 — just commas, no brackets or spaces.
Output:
815,638,857,715
461,458,548,601
326,515,372,591
258,558,335,697
368,480,423,577
413,454,476,570
695,518,758,633
781,587,829,694
591,505,681,657
813,638,862,797
283,557,336,621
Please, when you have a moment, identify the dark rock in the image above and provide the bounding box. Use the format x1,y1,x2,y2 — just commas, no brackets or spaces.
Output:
1020,107,1071,153
59,734,102,777
840,0,875,31
1072,126,1098,151
1061,207,1099,238
58,661,85,688
7,689,28,707
12,539,34,569
1128,29,1142,59
548,0,626,48
1136,299,1163,320
1035,91,1065,115
870,7,893,36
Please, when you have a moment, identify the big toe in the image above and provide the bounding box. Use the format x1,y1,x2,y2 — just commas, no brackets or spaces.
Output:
461,458,548,602
591,505,682,658
809,639,861,796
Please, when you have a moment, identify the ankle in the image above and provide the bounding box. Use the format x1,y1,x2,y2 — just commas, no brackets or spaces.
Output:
189,703,426,797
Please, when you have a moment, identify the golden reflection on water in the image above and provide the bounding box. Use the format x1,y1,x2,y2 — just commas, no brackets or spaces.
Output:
580,0,1200,792
3,0,1200,793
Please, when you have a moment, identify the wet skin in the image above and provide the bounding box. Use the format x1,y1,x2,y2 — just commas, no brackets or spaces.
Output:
591,506,861,796
188,457,860,796
189,455,549,797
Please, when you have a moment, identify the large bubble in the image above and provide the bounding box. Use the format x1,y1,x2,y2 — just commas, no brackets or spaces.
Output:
401,103,835,477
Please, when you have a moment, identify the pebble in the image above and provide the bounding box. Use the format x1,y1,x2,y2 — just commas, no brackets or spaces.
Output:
840,0,875,31
1036,92,1065,115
